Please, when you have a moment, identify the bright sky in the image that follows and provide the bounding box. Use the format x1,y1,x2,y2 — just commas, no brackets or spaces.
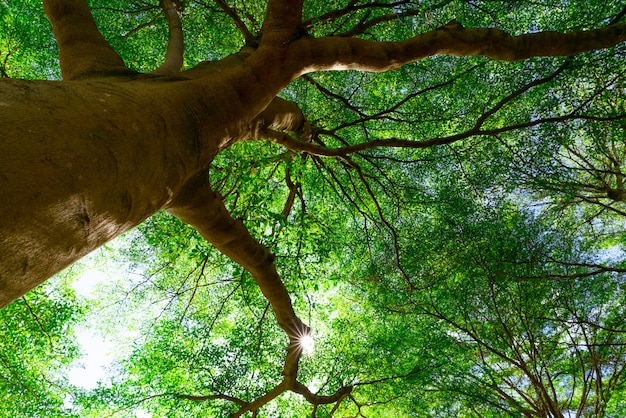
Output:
67,327,113,389
68,268,114,389
64,256,160,418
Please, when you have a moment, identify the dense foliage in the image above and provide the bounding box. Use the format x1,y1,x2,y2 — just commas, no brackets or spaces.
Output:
1,0,626,416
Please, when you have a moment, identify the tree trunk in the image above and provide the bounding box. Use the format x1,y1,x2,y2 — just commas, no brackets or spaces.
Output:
1,0,625,308
0,77,192,303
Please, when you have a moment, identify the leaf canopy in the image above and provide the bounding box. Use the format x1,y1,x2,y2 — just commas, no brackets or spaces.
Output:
2,0,626,416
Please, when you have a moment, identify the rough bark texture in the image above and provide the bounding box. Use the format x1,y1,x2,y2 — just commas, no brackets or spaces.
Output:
0,78,212,304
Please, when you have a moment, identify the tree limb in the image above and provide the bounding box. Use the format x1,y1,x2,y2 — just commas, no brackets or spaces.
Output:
281,166,298,217
43,0,131,80
261,0,305,44
174,392,247,406
287,21,626,74
165,172,310,379
165,171,351,414
292,381,353,405
258,113,625,157
212,0,256,44
232,381,288,417
253,96,310,134
152,0,185,75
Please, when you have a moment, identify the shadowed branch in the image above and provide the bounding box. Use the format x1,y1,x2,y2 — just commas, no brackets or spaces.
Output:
43,0,131,79
287,20,626,74
152,0,185,75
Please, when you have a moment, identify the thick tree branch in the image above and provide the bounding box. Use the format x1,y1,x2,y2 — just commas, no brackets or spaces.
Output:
166,173,310,378
174,392,247,406
259,113,624,158
292,381,353,405
165,165,368,414
253,96,310,134
43,0,130,79
209,95,311,150
261,0,304,44
166,172,331,415
287,21,626,74
152,0,185,75
166,173,306,338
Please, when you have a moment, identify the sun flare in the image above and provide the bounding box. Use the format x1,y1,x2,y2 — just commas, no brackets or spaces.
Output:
298,334,315,355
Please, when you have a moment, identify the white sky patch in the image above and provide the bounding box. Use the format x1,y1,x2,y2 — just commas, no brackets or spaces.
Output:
595,245,625,263
64,248,159,418
72,268,109,297
68,252,124,389
69,267,115,388
68,328,114,389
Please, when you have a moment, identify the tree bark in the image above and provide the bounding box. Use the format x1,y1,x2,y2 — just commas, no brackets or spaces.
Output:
0,64,310,306
43,0,129,79
0,0,302,306
0,77,205,304
1,0,625,309
1,2,625,413
286,20,626,74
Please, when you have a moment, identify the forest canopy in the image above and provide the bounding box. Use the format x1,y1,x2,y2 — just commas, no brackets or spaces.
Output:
1,0,626,417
